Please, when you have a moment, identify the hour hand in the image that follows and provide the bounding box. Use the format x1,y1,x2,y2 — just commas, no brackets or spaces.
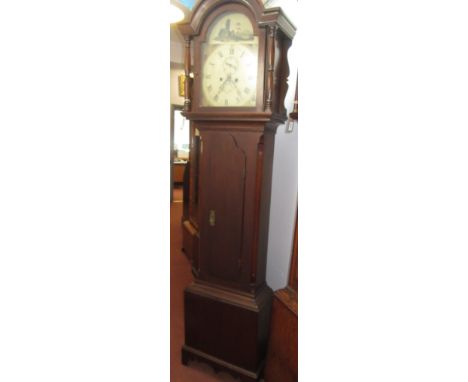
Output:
215,74,232,97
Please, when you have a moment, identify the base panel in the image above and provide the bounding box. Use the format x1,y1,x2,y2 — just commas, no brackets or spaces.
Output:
183,282,272,381
182,345,261,382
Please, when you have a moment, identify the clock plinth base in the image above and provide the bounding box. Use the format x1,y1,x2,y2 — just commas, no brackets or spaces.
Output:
182,282,272,381
182,345,261,382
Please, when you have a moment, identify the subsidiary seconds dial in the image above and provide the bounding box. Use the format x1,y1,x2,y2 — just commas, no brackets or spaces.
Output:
202,44,257,107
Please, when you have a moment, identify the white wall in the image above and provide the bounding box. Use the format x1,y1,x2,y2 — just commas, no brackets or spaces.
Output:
170,40,184,64
265,0,299,291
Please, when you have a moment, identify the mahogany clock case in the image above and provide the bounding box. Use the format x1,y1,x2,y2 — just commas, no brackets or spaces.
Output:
177,1,296,381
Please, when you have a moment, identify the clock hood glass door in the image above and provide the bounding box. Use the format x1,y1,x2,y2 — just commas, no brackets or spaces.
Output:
200,11,259,108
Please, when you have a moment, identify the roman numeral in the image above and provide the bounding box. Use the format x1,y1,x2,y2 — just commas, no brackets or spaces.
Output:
229,47,234,55
225,99,229,106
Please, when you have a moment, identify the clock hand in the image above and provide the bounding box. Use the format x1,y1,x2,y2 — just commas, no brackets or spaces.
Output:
215,80,228,98
230,78,243,98
225,62,237,71
215,74,232,98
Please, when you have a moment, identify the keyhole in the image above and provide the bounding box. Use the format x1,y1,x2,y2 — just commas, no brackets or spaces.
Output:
209,210,216,227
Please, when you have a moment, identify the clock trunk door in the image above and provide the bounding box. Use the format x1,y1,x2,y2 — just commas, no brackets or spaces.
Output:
199,130,247,285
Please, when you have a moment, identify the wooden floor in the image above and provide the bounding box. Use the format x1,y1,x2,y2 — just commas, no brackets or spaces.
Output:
170,186,240,382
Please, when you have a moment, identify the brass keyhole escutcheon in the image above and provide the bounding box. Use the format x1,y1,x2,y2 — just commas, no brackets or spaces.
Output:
209,210,216,226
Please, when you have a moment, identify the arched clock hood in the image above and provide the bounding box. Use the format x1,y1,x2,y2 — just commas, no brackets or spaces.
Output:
179,0,295,39
177,0,296,123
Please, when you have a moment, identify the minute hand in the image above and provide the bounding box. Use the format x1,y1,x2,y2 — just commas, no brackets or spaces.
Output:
230,79,243,98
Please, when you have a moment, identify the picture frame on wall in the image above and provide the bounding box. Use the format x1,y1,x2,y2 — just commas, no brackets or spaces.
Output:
178,74,185,97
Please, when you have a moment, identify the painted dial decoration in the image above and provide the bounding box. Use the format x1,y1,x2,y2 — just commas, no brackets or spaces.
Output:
201,12,259,107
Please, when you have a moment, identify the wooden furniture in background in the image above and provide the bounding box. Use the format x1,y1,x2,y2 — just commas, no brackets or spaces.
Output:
173,162,186,184
264,213,298,382
178,1,296,381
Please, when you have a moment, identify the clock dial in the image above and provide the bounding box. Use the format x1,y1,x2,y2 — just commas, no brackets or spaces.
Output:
201,12,259,107
202,44,257,107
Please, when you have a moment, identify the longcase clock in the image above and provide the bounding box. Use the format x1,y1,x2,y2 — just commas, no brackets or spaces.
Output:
178,1,295,381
